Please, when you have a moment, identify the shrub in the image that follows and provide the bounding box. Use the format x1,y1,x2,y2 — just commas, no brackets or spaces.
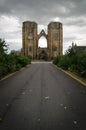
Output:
58,55,71,70
16,56,31,67
53,56,60,65
0,38,31,78
76,52,86,76
53,49,86,77
0,63,8,77
68,64,77,72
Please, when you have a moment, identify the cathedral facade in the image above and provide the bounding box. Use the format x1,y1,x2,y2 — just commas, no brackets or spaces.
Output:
22,21,63,60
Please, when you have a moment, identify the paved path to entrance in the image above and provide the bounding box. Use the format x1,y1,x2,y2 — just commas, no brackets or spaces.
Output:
0,63,86,130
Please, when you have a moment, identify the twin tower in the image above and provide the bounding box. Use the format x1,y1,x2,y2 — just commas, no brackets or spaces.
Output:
22,21,63,60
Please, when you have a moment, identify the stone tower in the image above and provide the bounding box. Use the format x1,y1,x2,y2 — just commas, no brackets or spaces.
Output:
48,22,63,58
22,21,37,59
22,21,63,60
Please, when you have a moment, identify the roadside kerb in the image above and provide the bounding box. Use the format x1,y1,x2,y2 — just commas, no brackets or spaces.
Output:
53,64,86,87
0,64,31,81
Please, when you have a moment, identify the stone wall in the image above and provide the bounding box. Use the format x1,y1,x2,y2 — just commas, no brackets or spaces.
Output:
22,21,63,60
22,21,37,59
48,22,63,58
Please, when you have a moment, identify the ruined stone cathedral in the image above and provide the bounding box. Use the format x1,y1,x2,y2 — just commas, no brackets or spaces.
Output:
22,21,63,60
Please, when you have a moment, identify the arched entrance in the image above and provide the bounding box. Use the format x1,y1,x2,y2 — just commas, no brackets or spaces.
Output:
38,36,47,48
37,29,49,60
39,50,48,60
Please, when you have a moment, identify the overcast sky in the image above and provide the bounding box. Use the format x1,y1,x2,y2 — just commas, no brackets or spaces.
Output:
0,0,86,53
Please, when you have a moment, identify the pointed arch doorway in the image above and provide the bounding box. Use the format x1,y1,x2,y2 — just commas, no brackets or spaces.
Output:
38,36,47,48
37,29,49,60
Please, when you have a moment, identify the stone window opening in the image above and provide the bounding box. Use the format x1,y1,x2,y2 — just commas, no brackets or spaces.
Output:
29,46,32,52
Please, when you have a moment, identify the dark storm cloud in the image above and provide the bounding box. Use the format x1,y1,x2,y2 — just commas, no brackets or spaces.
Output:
0,0,86,24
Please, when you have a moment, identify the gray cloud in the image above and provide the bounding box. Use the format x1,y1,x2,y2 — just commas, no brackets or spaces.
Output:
0,0,86,52
0,0,86,22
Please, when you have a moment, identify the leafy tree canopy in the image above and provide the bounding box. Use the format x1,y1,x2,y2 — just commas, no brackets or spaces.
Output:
0,38,7,55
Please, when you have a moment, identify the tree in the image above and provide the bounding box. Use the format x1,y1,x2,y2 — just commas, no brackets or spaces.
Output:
0,38,31,78
0,38,7,55
65,42,77,56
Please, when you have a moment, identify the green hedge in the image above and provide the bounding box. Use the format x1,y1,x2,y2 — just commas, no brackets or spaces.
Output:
0,54,31,78
0,38,31,79
16,56,31,67
53,51,86,77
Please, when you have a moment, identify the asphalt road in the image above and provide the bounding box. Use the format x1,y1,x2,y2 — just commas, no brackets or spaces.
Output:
0,62,86,130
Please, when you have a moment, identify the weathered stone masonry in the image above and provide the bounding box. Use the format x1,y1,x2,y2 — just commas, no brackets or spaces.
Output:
22,21,63,60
